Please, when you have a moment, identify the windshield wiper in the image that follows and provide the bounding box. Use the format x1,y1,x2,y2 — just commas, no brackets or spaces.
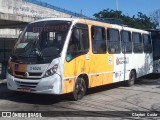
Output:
30,21,47,61
32,48,44,60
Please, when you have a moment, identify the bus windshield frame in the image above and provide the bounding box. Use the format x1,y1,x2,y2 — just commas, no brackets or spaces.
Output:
13,20,72,60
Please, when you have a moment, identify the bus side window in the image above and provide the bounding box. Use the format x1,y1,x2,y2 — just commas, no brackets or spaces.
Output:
91,26,106,54
132,32,143,53
143,34,152,53
107,28,120,54
121,30,132,53
66,24,89,62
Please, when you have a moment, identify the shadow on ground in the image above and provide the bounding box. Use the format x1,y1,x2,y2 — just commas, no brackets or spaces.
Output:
135,73,160,85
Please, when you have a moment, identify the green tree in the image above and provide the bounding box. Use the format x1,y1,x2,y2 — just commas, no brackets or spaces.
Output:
93,9,157,29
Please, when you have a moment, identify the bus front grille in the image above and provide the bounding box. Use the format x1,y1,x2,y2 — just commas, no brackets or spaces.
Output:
14,71,42,77
15,81,39,88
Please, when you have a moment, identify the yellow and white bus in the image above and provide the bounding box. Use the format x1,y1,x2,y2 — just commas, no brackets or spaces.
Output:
7,18,153,100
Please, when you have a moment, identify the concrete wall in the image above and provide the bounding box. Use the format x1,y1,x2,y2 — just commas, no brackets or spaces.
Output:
0,0,75,38
0,29,20,38
0,0,72,20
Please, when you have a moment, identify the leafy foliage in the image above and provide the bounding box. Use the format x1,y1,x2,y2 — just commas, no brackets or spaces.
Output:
93,9,157,29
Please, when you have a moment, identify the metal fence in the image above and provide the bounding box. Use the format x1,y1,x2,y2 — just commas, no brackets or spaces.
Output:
0,38,16,79
25,0,88,18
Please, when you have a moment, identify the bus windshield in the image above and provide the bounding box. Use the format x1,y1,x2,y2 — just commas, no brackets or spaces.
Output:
13,20,71,59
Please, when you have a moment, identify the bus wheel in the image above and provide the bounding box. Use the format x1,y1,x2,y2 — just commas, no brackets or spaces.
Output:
72,78,86,101
126,70,136,87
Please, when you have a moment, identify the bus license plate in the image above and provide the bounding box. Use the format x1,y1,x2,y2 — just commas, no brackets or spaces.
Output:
19,88,31,92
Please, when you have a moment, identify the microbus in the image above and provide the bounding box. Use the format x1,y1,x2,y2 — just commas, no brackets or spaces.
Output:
7,18,153,100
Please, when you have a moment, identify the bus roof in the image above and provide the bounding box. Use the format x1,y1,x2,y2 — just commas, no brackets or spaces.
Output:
30,17,149,34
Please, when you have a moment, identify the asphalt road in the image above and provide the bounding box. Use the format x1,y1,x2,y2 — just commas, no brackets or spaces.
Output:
0,74,160,119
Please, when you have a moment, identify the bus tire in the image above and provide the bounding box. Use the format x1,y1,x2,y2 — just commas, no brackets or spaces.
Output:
71,78,86,101
126,70,136,87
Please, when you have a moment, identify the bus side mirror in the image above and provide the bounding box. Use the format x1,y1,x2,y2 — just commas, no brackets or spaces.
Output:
72,24,78,29
19,28,24,34
18,29,23,37
19,30,22,34
71,27,79,42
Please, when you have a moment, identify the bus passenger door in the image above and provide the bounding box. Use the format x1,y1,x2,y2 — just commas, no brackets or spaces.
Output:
63,23,89,93
121,30,132,81
107,28,122,83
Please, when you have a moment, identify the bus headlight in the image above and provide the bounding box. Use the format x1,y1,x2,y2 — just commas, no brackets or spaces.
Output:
44,64,58,77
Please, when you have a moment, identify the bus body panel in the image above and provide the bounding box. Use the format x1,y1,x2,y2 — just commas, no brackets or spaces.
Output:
63,55,85,93
87,54,114,87
63,54,115,93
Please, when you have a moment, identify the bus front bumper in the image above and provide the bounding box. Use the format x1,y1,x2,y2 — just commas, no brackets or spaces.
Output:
6,72,62,94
